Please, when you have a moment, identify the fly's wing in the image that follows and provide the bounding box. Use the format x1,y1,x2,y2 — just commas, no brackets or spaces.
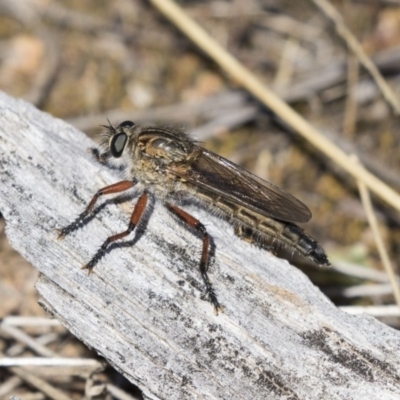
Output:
168,148,312,223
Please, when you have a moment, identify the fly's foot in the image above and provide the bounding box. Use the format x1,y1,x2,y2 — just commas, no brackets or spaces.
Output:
82,240,109,274
213,302,224,315
56,225,77,240
206,283,222,315
56,228,65,240
56,211,90,240
56,224,77,240
81,263,95,275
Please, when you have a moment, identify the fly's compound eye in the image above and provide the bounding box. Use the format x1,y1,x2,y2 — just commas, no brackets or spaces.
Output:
109,133,128,158
119,120,135,129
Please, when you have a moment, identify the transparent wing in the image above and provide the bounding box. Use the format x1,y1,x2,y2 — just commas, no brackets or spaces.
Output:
169,148,312,223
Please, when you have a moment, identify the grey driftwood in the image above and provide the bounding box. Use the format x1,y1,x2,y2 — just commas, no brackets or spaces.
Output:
1,90,400,400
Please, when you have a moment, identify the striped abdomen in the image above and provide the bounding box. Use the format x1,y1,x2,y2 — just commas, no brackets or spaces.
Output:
194,190,330,267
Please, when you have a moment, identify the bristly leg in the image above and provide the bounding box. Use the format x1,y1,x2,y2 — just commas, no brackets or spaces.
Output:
90,147,111,164
83,192,149,274
57,180,134,239
166,203,222,314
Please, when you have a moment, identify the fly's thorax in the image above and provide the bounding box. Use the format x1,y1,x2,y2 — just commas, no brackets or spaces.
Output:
127,155,174,186
125,125,195,161
121,126,200,189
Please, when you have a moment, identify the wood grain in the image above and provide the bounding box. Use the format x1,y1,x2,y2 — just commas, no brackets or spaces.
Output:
1,90,400,399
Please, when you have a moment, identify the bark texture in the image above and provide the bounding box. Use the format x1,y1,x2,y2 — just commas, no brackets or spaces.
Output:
1,91,400,400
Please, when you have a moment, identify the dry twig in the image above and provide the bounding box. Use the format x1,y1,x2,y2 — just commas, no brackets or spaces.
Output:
311,0,400,115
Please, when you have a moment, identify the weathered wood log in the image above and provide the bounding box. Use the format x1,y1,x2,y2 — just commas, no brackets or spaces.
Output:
1,90,400,400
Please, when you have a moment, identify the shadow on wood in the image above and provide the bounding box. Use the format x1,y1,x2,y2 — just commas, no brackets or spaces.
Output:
1,91,400,399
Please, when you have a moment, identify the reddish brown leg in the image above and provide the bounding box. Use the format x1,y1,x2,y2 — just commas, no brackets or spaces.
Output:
83,192,149,274
166,203,221,314
57,180,134,239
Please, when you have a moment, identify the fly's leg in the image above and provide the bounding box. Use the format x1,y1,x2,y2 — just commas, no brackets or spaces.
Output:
57,180,134,239
166,203,222,314
83,192,149,274
90,147,111,164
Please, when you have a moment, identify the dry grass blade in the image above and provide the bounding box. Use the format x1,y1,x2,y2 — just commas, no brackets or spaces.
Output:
0,351,72,400
2,317,61,327
107,383,143,400
311,0,400,115
354,156,400,307
0,357,102,368
340,305,400,317
331,261,398,282
148,0,400,214
343,55,359,137
0,325,55,357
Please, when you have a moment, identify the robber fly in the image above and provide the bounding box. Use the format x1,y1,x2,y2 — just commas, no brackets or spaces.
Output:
58,120,329,313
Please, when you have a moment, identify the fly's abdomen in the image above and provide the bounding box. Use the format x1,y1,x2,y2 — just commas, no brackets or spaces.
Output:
237,212,330,267
272,221,329,267
194,190,330,267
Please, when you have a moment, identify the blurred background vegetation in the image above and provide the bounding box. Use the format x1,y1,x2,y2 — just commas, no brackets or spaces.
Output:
1,0,400,398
